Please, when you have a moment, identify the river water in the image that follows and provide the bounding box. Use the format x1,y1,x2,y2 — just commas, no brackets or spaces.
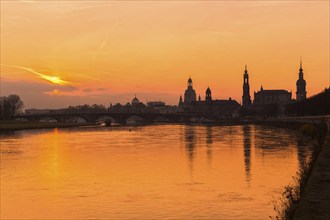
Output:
0,124,313,219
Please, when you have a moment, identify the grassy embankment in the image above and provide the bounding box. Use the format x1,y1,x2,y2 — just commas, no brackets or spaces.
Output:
0,120,97,131
271,122,328,220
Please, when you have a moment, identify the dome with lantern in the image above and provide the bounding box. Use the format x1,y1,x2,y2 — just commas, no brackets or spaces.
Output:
131,95,140,105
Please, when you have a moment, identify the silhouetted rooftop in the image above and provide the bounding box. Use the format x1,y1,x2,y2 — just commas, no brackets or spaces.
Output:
256,89,291,94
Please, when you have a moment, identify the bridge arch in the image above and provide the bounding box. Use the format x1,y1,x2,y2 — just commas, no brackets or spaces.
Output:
126,115,144,125
64,116,87,123
96,115,117,125
154,116,169,123
39,116,59,123
14,117,29,122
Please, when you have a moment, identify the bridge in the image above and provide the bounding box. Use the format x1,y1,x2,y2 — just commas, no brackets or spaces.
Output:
14,112,197,124
14,112,330,128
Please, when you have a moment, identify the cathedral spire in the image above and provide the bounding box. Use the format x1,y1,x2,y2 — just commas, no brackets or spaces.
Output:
299,57,304,79
205,87,212,102
187,76,193,87
242,65,251,106
179,95,183,107
296,57,307,101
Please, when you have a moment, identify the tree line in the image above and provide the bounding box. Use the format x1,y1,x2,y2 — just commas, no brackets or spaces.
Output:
286,88,330,116
0,94,24,120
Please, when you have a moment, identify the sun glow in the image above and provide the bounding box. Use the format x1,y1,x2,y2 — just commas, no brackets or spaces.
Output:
4,65,74,86
41,75,71,85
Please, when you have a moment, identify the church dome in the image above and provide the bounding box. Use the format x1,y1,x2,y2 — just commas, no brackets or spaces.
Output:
132,96,140,105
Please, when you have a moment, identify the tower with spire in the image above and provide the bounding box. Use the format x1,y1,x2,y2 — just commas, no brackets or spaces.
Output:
205,87,212,103
184,76,197,104
178,95,183,107
205,87,212,116
296,58,307,101
242,65,251,106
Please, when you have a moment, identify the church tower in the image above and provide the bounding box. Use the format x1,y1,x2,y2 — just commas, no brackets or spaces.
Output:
205,87,212,103
296,58,307,101
178,95,183,107
242,65,251,106
205,87,212,116
184,77,197,104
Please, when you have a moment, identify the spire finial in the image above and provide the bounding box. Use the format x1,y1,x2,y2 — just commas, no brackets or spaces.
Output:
245,64,247,71
300,56,302,69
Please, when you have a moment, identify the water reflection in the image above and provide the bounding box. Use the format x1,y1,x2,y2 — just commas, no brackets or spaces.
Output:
0,125,314,219
243,125,252,184
206,126,213,164
297,137,313,170
254,127,295,154
184,125,196,171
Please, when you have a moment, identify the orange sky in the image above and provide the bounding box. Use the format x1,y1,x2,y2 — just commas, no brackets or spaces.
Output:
1,1,329,108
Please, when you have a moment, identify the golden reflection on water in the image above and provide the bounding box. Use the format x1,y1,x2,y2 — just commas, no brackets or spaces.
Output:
0,125,312,219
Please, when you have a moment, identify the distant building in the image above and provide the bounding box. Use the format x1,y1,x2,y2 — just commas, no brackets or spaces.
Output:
147,101,178,114
178,95,183,107
242,65,251,106
296,59,307,101
185,88,240,118
254,86,292,106
239,59,310,116
109,96,179,114
181,77,240,118
131,95,140,106
147,101,165,108
25,108,51,115
184,77,197,105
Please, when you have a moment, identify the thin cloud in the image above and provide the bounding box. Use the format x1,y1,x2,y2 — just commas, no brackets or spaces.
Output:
18,0,35,3
3,65,75,86
76,73,102,81
83,87,108,93
83,88,93,93
92,36,109,60
95,87,107,91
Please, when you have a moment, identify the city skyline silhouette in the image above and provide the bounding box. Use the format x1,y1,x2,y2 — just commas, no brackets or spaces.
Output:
1,1,328,108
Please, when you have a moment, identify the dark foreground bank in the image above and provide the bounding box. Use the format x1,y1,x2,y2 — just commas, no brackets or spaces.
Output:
292,132,330,220
267,121,329,220
0,121,97,131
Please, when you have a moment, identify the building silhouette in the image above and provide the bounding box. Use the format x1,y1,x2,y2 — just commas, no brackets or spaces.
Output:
252,59,308,106
242,65,251,106
131,95,140,106
184,77,197,105
178,95,183,107
253,86,292,106
239,59,309,116
296,58,307,101
181,77,240,118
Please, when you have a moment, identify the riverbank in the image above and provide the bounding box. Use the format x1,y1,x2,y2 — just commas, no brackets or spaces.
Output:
292,132,330,220
267,121,329,219
252,120,329,219
0,121,97,131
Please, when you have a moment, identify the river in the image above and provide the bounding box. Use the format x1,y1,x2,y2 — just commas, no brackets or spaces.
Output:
0,124,313,219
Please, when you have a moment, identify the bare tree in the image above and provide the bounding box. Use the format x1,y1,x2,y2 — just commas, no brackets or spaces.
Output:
0,94,24,120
